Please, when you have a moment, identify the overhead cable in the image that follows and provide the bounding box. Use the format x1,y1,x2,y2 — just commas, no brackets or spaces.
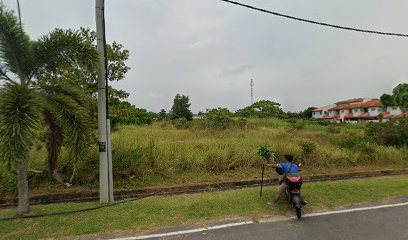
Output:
219,0,408,38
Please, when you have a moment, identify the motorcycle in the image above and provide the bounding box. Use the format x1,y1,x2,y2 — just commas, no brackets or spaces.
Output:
283,168,303,219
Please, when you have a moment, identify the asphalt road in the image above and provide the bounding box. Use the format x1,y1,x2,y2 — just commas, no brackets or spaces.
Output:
157,205,408,240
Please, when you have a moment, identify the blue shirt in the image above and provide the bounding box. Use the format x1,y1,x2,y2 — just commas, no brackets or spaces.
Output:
278,162,299,174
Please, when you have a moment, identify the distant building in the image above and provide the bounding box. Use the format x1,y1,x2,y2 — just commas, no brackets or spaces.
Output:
312,98,406,123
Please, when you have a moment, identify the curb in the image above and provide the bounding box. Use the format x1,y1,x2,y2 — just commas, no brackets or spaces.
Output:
1,168,407,208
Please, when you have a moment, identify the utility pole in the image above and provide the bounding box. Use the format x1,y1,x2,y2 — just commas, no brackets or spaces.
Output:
95,0,113,203
16,0,22,28
250,79,254,104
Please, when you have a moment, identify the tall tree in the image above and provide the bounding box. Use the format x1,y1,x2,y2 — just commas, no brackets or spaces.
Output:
302,107,317,119
36,27,130,100
392,83,408,111
380,83,408,111
0,5,96,215
380,93,395,107
170,94,193,120
35,27,131,183
159,109,167,120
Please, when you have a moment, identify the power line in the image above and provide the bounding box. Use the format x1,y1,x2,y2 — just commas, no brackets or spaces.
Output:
219,0,408,38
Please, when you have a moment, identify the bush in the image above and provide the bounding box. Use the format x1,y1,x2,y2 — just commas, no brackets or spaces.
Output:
206,108,233,130
328,126,341,134
334,133,365,149
0,170,17,196
365,118,408,147
173,117,190,129
291,120,305,130
299,141,316,156
235,118,248,129
310,119,331,126
286,118,298,124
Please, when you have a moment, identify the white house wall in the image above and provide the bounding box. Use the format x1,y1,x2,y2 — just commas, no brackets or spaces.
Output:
386,106,402,115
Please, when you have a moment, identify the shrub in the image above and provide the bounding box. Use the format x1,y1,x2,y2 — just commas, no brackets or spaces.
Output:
235,118,248,129
173,117,190,129
328,126,341,134
355,141,375,154
291,120,305,130
257,146,277,163
286,118,298,124
311,119,331,126
0,170,17,196
299,141,316,156
365,118,408,147
334,133,365,149
206,108,233,130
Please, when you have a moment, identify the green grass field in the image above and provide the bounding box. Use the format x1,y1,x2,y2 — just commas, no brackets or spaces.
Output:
1,118,407,196
1,176,408,240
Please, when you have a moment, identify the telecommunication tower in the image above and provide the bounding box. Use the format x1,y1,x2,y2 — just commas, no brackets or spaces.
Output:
250,79,254,104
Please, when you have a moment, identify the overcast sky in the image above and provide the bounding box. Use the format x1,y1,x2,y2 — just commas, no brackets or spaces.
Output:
4,0,408,112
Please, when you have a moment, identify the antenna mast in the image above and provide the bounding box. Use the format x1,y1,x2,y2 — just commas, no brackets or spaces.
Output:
250,79,254,104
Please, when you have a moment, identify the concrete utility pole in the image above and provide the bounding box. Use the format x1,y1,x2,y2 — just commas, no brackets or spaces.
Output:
95,0,113,203
16,0,22,28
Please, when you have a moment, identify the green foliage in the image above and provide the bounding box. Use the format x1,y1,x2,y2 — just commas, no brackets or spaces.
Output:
0,83,42,168
170,94,193,121
333,132,375,154
6,119,408,192
313,118,331,126
302,107,317,119
299,141,316,156
366,119,408,147
392,83,408,110
380,94,395,107
0,4,97,197
235,118,248,129
328,126,341,134
0,5,32,80
173,117,190,129
235,100,284,118
158,109,167,120
206,107,233,130
37,27,130,101
40,84,94,165
291,119,306,130
109,99,153,126
257,146,276,163
0,169,17,196
334,133,365,149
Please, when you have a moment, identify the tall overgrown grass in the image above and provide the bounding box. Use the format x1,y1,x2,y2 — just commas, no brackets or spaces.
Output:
1,118,407,195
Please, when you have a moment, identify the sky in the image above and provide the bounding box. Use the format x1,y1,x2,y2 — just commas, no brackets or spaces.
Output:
3,0,408,113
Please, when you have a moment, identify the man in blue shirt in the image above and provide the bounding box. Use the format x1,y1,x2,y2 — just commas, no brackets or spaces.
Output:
264,154,305,206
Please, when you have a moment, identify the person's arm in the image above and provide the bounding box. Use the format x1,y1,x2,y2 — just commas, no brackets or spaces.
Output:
263,161,280,168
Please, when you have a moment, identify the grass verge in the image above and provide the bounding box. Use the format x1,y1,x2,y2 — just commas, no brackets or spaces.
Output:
1,175,408,240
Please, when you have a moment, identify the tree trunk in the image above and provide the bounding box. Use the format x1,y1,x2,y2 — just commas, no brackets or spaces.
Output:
45,111,64,184
17,157,30,215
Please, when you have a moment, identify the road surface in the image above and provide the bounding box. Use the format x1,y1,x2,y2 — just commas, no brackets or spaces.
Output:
143,204,408,240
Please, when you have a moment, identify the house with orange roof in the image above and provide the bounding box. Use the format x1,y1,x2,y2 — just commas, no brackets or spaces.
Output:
312,98,405,123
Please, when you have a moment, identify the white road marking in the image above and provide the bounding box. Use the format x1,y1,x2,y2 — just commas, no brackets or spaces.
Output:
110,202,408,240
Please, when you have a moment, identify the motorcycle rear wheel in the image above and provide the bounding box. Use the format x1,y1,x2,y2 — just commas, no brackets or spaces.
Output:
296,207,302,219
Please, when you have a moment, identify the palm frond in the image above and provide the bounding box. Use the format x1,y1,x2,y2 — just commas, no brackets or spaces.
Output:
0,82,42,168
34,29,98,76
42,90,93,164
0,5,33,81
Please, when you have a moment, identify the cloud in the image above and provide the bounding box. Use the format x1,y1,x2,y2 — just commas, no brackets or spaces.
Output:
148,93,164,99
220,64,255,77
190,38,212,49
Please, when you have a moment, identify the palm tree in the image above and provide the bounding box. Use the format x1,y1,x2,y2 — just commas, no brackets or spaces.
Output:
0,5,97,215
